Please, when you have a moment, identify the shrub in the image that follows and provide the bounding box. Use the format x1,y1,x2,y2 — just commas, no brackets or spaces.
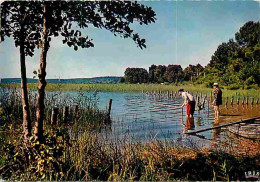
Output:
227,84,240,90
205,81,214,88
0,130,69,181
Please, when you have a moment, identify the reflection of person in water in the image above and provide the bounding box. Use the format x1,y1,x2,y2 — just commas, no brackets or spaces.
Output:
186,116,195,130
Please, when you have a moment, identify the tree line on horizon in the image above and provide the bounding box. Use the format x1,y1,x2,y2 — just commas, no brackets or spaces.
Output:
121,21,260,89
120,64,204,84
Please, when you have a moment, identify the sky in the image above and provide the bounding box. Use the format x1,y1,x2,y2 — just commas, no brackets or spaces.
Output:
0,0,259,79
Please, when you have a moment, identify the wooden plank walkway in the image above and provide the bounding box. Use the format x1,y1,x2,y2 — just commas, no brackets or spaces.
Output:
184,116,260,135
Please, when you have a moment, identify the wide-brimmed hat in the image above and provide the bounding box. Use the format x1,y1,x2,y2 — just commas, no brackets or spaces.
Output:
213,82,218,86
178,89,184,92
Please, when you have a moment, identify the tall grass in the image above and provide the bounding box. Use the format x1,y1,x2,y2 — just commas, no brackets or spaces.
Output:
0,126,259,181
1,83,260,99
0,85,107,129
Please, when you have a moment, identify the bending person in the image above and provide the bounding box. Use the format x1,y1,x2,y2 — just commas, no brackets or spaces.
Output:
178,89,196,118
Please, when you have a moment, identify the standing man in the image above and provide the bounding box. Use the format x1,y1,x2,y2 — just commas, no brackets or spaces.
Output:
212,83,222,119
178,89,196,118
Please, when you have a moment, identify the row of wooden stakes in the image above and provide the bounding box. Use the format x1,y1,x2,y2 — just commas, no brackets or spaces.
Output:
143,90,180,98
143,90,214,100
143,90,259,106
224,96,259,106
48,99,113,125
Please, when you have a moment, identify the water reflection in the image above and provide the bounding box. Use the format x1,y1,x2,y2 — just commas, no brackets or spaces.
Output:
186,117,195,131
35,91,259,146
99,92,260,145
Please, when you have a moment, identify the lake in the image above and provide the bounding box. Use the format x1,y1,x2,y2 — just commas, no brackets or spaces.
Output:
64,91,260,146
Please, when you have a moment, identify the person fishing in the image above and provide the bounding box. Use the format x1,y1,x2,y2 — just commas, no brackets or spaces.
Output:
178,89,195,118
212,82,222,119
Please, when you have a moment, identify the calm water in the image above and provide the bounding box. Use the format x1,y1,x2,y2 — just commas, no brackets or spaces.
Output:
66,91,260,145
1,88,258,146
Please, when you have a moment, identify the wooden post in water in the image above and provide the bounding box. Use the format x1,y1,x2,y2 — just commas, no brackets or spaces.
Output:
246,96,249,105
107,99,112,119
242,97,245,105
207,96,210,113
197,96,201,111
230,96,234,106
203,95,207,109
63,106,69,123
256,98,259,105
251,98,254,106
197,95,200,103
237,97,240,105
51,107,59,125
225,97,228,107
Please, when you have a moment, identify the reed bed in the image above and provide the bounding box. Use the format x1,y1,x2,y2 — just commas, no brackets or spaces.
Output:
1,83,259,99
0,85,107,129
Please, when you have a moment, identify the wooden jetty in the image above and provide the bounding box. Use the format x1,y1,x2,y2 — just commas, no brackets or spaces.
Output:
228,118,260,139
185,116,260,138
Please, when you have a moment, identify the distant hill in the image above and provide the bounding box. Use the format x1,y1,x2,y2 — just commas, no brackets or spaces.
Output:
0,77,122,84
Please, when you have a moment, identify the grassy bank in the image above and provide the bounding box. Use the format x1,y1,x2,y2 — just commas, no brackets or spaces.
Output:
1,83,259,99
0,125,259,181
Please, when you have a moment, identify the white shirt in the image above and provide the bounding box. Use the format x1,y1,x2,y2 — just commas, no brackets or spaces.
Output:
181,92,195,107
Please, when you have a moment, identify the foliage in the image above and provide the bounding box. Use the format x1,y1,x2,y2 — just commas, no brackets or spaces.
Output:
124,67,149,83
0,129,69,181
206,21,260,88
0,127,260,181
183,64,204,82
153,65,167,83
121,21,260,89
123,64,203,84
164,64,184,83
235,21,260,47
1,1,157,51
0,1,42,56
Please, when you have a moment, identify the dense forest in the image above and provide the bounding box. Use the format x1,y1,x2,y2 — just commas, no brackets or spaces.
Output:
121,21,260,89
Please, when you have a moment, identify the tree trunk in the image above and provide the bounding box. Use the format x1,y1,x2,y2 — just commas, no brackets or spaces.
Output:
20,21,32,141
34,4,49,142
